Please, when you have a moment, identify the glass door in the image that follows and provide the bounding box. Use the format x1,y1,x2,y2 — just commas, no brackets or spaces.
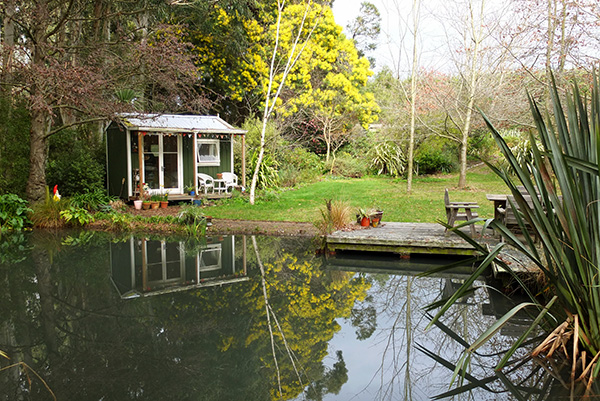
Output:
162,135,180,191
143,134,181,192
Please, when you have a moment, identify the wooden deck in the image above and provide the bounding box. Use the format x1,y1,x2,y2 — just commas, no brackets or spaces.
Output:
327,222,478,256
130,193,232,202
326,222,539,275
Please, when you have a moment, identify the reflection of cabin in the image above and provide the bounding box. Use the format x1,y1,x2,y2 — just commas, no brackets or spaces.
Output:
105,114,247,200
110,236,248,298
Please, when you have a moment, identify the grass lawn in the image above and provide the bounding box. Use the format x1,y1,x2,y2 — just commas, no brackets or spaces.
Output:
204,164,510,224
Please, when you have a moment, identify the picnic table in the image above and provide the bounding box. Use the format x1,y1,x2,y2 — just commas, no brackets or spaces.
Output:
445,189,479,237
486,194,508,221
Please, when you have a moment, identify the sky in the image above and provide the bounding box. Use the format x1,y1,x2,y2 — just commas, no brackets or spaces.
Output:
331,0,513,77
331,0,450,75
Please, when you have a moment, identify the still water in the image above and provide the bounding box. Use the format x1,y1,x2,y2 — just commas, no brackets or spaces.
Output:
0,231,571,400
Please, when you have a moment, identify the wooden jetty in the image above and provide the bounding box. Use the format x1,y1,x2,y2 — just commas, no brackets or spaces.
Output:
326,222,539,275
326,222,477,256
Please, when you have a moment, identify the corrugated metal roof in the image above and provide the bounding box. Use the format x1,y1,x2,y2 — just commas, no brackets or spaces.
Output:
118,113,246,134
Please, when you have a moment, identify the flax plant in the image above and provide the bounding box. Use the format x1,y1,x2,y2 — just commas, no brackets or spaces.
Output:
425,74,600,392
484,76,600,364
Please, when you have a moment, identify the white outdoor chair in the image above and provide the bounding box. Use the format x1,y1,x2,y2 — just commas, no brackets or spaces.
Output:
220,172,238,193
197,173,215,194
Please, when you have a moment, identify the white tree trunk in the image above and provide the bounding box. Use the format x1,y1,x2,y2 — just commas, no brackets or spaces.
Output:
407,0,420,193
249,0,317,204
458,0,484,189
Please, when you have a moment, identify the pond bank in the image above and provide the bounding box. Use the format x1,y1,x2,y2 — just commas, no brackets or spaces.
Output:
89,204,320,237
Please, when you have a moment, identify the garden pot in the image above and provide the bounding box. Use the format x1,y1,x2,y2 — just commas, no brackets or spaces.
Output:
190,190,195,196
151,201,160,209
160,201,168,209
134,200,143,210
193,199,203,206
216,173,223,179
371,211,383,227
360,217,370,227
142,202,151,210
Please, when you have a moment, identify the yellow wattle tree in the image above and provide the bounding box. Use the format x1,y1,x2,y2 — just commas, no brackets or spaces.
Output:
272,4,380,162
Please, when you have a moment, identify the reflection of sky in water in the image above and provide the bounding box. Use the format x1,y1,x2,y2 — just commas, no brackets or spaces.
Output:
309,274,517,401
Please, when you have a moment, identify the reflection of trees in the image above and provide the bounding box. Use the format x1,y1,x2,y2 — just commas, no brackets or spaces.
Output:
249,235,371,400
354,272,518,400
0,232,370,400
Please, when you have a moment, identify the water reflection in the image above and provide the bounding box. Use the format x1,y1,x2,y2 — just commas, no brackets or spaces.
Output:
0,231,591,400
110,236,248,298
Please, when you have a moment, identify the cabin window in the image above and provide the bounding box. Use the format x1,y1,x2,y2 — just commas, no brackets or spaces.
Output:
197,140,220,166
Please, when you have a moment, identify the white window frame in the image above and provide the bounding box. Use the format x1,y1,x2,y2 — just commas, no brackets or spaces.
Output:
196,139,220,166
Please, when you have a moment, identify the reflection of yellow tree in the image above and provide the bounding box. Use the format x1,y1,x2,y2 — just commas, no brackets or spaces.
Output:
247,249,371,400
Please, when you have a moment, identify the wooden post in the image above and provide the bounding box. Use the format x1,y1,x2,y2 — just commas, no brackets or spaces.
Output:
138,132,144,196
241,134,246,187
193,133,198,195
141,238,147,291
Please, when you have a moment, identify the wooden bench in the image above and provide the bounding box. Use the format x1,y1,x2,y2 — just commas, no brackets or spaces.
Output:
444,189,479,236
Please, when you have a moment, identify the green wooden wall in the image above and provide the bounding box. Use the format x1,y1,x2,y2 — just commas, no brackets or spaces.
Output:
106,125,129,198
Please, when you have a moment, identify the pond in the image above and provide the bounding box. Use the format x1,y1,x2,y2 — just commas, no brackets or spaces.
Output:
0,231,579,400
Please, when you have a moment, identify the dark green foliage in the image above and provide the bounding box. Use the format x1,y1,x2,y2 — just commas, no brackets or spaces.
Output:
249,151,280,189
327,152,368,178
0,194,32,232
278,147,324,187
415,148,456,174
0,99,30,197
467,129,496,162
70,190,115,211
46,130,105,196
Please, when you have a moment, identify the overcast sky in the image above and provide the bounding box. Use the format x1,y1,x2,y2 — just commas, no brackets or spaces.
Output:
332,0,453,76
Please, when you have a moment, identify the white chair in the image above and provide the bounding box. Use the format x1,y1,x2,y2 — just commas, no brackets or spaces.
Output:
220,172,238,192
197,173,215,194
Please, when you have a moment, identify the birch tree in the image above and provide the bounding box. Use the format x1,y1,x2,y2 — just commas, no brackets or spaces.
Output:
406,0,420,193
249,0,319,205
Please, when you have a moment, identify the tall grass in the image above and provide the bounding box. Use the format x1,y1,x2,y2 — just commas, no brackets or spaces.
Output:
314,199,353,235
30,187,68,228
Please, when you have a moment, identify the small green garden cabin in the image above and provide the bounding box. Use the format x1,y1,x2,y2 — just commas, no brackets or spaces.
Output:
106,114,246,199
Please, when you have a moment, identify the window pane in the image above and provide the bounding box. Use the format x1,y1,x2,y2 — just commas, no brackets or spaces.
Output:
197,141,220,164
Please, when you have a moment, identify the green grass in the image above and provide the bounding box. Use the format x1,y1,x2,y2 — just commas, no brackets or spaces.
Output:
206,165,510,224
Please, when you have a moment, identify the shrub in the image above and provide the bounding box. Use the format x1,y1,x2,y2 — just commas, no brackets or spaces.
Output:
278,147,324,187
0,194,32,232
177,204,207,236
70,189,115,211
327,152,368,178
46,129,105,196
60,206,95,226
368,141,406,177
467,128,496,162
415,148,456,174
248,151,279,189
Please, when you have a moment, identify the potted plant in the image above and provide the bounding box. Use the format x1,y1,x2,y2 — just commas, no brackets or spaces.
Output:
160,192,169,208
370,209,383,227
357,208,370,227
150,194,161,209
141,183,151,209
185,184,195,196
